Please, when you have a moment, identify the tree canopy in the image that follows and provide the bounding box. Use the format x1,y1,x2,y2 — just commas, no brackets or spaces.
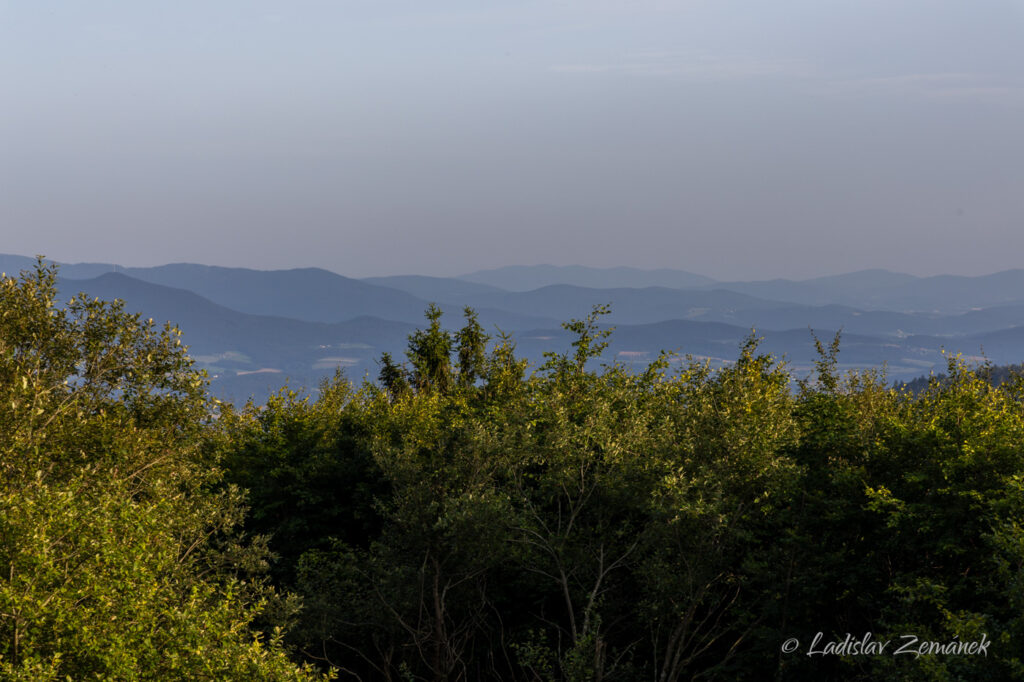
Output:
0,260,325,680
5,261,1024,680
216,306,1024,681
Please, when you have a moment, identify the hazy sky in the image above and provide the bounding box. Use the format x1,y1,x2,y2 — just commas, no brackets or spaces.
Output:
3,1,1023,280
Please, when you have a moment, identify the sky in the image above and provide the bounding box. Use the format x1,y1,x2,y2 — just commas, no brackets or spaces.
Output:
2,0,1023,280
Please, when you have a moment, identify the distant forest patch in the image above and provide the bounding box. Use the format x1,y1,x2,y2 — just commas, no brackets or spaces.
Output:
901,362,1024,393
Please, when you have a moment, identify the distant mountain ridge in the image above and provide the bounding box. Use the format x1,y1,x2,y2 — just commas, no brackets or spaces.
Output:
7,254,1024,404
363,275,505,300
111,264,430,324
55,272,414,362
12,254,1024,315
55,272,415,404
452,284,791,326
458,264,716,291
715,269,1024,313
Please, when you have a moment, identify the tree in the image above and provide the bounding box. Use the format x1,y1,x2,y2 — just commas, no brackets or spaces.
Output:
377,352,410,399
406,304,453,394
0,260,324,680
455,307,489,389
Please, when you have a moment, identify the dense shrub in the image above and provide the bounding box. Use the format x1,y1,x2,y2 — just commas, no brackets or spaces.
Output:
216,308,1024,681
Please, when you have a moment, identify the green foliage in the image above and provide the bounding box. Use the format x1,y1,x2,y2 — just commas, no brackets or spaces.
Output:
406,304,453,394
0,260,324,680
377,352,410,399
541,304,614,375
213,376,388,587
212,304,1024,680
455,307,489,388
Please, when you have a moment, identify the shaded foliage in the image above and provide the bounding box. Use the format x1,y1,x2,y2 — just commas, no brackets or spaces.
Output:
216,305,1024,680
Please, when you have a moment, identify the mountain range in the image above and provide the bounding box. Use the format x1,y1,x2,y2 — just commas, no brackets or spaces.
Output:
6,254,1024,404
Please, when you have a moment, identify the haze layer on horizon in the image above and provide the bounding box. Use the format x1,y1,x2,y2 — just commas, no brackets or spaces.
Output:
3,1,1023,280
